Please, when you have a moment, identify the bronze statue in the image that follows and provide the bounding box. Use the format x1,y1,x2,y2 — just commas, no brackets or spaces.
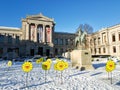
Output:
75,29,87,49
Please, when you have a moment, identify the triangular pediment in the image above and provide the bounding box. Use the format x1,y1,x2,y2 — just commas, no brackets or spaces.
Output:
26,13,54,22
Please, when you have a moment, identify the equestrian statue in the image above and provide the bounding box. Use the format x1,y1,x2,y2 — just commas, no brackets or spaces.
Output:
75,29,87,50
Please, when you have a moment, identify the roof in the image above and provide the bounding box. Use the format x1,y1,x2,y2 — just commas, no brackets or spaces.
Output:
0,26,20,30
54,31,75,35
26,13,54,22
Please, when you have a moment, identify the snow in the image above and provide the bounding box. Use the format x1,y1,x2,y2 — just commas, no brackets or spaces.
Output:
0,60,120,90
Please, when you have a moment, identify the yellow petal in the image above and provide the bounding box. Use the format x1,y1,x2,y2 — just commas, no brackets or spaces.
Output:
22,62,33,72
42,61,51,70
106,60,116,72
7,61,12,67
56,61,65,71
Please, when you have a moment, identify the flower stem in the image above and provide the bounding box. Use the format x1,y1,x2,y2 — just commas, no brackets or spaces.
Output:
111,72,112,84
45,71,46,83
26,72,28,88
61,71,63,84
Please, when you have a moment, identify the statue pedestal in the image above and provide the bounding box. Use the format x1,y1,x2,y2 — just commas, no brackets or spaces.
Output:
70,49,94,70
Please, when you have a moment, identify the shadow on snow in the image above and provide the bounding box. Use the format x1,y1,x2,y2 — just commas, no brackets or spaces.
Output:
69,71,89,77
19,81,52,89
92,63,106,69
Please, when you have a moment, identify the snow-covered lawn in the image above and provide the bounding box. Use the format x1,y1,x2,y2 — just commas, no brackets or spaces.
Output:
0,60,120,90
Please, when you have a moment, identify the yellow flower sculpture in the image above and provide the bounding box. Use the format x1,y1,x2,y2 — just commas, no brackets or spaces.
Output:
105,67,111,72
7,61,12,67
64,61,69,69
46,59,52,64
42,61,51,70
22,62,33,73
54,63,57,70
56,58,61,62
36,58,43,64
56,61,65,71
106,60,116,72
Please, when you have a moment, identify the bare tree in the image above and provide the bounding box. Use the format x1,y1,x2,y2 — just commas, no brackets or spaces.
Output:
78,23,93,34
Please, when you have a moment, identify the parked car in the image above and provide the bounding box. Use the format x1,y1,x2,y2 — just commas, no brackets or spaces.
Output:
108,56,119,63
25,55,42,62
54,55,69,61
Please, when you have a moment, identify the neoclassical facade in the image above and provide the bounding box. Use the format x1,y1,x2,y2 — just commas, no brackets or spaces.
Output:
1,13,120,59
87,24,120,59
0,13,75,59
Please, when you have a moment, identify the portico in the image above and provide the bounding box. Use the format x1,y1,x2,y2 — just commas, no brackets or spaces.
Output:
21,13,55,56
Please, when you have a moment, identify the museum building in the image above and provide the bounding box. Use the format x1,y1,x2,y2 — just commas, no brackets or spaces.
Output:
1,13,120,59
0,13,75,59
87,24,120,59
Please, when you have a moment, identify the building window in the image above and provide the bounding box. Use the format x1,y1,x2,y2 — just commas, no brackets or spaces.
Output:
99,48,101,54
103,48,106,53
55,48,58,55
70,39,73,45
91,48,92,53
90,39,92,45
0,35,4,43
8,35,12,44
102,32,106,43
94,38,96,45
60,48,63,54
113,46,116,53
0,48,3,57
119,33,120,41
54,38,58,45
104,36,106,43
16,36,20,44
112,34,115,42
65,39,68,45
94,48,96,54
59,39,63,45
98,37,100,44
7,48,12,52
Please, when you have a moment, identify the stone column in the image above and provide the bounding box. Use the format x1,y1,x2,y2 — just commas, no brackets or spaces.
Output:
50,26,52,43
43,24,45,43
34,24,38,42
26,23,29,40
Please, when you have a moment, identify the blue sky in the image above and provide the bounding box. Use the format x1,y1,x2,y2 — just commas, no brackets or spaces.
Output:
0,0,120,33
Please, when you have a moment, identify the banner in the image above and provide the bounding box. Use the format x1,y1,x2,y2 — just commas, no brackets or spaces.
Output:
46,27,51,43
38,26,43,43
30,25,35,40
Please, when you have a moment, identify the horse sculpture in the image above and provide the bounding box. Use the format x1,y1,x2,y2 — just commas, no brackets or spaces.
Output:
75,29,87,49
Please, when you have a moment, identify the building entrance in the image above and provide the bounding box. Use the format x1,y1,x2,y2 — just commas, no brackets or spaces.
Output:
30,49,34,56
38,47,43,56
46,49,50,57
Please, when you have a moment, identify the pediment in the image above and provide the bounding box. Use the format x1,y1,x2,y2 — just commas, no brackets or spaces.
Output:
26,13,54,22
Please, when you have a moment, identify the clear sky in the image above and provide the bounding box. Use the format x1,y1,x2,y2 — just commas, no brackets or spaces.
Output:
0,0,120,33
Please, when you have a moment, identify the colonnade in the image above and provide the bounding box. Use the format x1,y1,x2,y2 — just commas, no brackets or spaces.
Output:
26,23,53,43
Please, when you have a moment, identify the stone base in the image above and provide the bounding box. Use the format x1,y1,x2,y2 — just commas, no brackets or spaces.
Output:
71,49,94,70
74,65,94,71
